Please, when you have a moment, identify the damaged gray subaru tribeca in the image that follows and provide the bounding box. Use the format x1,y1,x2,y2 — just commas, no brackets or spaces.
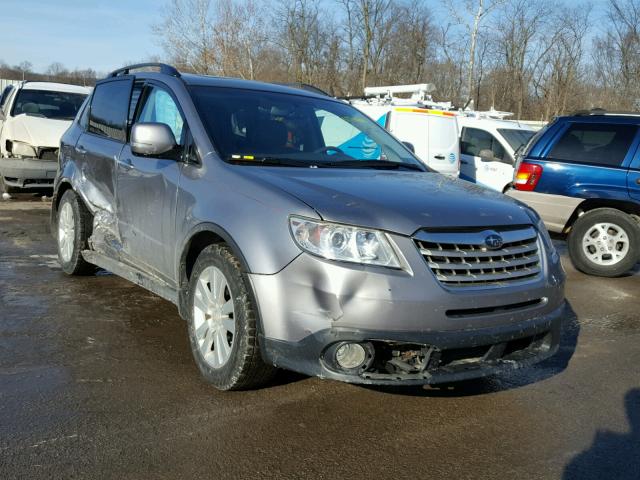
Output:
52,63,566,390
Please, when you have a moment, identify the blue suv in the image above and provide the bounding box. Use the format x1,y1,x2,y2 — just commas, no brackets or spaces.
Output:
508,110,640,277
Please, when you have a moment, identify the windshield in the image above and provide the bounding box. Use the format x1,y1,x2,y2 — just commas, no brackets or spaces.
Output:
11,89,87,120
189,86,425,170
497,128,535,152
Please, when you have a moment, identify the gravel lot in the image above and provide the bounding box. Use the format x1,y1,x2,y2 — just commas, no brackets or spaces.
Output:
1,194,639,479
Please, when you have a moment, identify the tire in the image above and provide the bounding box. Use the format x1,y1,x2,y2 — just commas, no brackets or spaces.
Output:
187,244,276,390
567,208,640,277
57,189,96,275
1,177,19,194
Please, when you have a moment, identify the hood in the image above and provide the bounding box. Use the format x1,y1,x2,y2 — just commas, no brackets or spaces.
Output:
4,114,72,148
241,168,533,235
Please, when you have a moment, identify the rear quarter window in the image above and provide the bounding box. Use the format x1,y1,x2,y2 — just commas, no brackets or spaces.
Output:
547,122,638,167
88,80,132,142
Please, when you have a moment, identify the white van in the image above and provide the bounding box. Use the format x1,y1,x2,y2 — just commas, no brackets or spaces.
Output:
457,114,536,192
348,85,460,177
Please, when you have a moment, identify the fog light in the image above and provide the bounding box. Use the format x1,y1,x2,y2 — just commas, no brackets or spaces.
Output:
335,343,367,370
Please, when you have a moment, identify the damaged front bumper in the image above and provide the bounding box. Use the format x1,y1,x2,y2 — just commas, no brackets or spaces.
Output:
250,233,566,386
260,306,562,385
0,157,57,188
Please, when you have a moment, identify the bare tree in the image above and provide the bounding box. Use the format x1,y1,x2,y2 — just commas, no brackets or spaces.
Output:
152,0,216,74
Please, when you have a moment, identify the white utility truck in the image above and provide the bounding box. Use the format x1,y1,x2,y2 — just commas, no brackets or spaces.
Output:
348,84,460,177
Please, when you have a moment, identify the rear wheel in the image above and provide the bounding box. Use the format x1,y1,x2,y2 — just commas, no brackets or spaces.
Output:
187,244,276,390
57,190,96,275
568,208,640,277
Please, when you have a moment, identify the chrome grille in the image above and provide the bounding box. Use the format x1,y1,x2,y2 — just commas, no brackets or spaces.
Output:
414,226,541,287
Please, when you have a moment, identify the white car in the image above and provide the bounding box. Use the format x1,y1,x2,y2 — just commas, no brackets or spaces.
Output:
457,115,536,192
349,85,460,177
0,81,90,192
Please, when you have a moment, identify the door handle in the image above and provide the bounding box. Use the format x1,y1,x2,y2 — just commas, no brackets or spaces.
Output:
75,145,87,155
460,160,469,165
434,154,446,160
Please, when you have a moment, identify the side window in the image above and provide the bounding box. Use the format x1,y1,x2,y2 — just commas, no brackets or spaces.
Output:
547,122,638,167
128,84,144,125
461,127,509,163
78,98,90,129
88,80,132,142
136,86,184,144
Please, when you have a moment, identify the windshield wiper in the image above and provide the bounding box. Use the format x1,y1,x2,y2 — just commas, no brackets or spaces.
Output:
319,159,426,171
227,156,311,167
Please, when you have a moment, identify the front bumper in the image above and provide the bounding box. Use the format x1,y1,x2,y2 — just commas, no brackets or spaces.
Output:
250,233,566,385
0,158,57,188
261,303,563,385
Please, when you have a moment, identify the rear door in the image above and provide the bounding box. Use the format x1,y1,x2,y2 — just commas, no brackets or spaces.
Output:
76,77,133,253
387,110,429,162
427,114,459,176
115,81,185,283
460,127,513,191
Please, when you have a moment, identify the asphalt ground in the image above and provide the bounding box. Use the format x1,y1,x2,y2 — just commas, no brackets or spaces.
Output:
1,192,639,479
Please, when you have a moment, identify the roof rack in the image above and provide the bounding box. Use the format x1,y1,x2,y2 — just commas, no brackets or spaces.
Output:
572,108,640,117
107,63,180,78
273,82,332,96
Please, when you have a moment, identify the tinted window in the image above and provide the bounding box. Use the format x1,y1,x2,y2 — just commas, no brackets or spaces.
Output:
128,84,144,124
78,97,90,129
89,80,131,142
547,123,638,167
189,86,422,168
11,89,87,120
461,127,506,162
137,86,185,144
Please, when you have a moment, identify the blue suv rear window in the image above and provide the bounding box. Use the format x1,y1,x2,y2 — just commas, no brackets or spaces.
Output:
547,123,637,167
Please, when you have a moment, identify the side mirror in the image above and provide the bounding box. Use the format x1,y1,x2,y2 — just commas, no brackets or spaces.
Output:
402,141,415,153
479,149,495,162
131,122,177,157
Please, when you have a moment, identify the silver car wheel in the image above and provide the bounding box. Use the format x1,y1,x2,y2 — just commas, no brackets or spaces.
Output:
582,222,630,266
58,202,75,263
192,266,236,369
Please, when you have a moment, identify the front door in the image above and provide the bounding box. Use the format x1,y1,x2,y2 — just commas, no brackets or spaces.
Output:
116,82,185,284
460,127,513,191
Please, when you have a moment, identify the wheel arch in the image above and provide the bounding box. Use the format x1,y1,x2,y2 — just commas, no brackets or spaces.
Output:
564,199,640,232
177,223,252,319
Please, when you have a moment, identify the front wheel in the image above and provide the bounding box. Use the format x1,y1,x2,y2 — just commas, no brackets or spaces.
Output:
568,208,640,277
187,244,276,390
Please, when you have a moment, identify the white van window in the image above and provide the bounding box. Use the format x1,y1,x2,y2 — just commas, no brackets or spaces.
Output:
461,127,506,161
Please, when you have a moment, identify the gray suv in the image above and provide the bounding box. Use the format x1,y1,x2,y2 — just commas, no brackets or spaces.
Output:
52,63,566,390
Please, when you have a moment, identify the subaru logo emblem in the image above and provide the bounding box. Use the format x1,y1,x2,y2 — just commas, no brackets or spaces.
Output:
485,233,504,250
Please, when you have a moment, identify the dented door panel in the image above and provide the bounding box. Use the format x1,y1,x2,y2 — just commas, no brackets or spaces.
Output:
116,144,181,284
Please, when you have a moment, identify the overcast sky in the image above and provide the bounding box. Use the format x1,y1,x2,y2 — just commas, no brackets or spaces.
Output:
0,0,605,75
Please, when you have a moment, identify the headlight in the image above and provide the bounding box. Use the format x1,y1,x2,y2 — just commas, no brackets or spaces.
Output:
289,216,402,268
10,141,37,158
